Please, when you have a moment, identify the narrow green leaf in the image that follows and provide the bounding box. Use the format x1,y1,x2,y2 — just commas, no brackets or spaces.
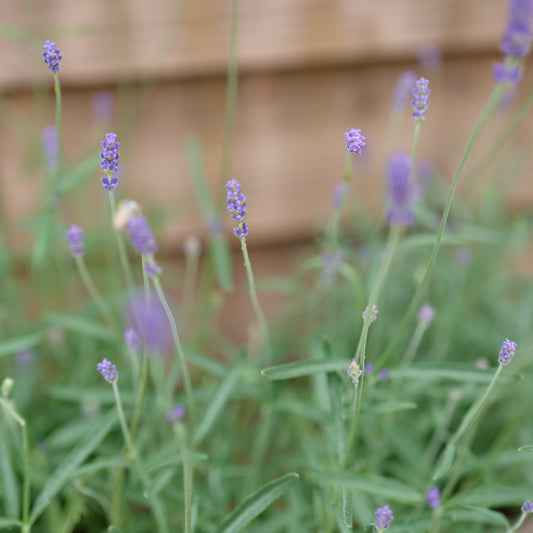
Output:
327,373,345,465
307,472,423,504
184,347,226,377
46,385,134,405
518,445,533,452
448,485,532,507
194,362,241,446
29,410,117,525
0,424,19,518
262,360,347,380
44,314,117,342
389,365,509,384
363,402,417,415
0,331,44,359
59,153,100,195
445,505,509,527
433,444,456,480
215,473,299,533
0,518,22,529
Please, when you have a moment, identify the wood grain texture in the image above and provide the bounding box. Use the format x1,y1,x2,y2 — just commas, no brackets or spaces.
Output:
1,0,507,90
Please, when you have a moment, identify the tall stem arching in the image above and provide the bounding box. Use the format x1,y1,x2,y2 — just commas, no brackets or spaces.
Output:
377,83,505,370
241,238,272,365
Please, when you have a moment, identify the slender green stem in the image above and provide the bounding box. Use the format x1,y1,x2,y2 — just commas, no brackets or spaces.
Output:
21,424,30,531
112,382,150,496
241,239,271,365
402,322,426,365
328,152,352,248
75,256,115,327
377,84,505,370
109,191,135,290
507,511,528,533
152,276,195,420
429,507,442,533
408,123,421,186
175,423,192,533
434,365,503,481
53,73,62,182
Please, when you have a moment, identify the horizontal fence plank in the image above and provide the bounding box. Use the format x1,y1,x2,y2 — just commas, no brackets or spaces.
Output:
1,0,507,90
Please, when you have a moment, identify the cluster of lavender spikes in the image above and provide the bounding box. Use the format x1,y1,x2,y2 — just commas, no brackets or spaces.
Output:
411,78,431,122
100,133,120,190
498,338,517,365
386,154,416,227
42,41,62,74
97,358,118,384
347,360,362,384
344,128,366,154
66,225,85,258
375,505,394,531
226,179,248,239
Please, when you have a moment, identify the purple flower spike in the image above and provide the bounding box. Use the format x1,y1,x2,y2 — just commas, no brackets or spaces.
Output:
344,128,366,154
97,358,118,384
145,258,162,279
66,225,85,257
101,175,118,191
492,61,524,84
126,215,157,255
375,505,394,531
226,179,249,239
42,41,62,74
498,338,517,365
500,0,533,58
387,154,416,227
347,360,362,384
100,133,120,173
418,305,435,325
363,304,378,322
411,77,431,122
165,404,186,424
392,71,417,112
427,486,441,509
41,126,58,172
124,328,139,352
522,499,533,513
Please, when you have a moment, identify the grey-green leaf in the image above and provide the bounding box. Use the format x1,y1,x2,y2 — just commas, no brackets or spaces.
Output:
262,360,347,380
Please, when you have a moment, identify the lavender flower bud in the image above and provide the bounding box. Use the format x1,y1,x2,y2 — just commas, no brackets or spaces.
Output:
66,225,85,257
418,305,435,325
41,126,58,172
144,258,162,279
500,0,533,58
344,128,366,154
498,338,517,365
427,486,441,509
97,358,118,384
101,175,118,191
347,361,362,384
100,133,120,174
522,499,533,513
391,71,417,112
42,41,62,74
363,304,378,322
225,179,249,239
375,505,394,531
165,404,186,424
124,328,139,352
386,154,416,227
126,215,157,255
492,61,524,84
411,77,431,122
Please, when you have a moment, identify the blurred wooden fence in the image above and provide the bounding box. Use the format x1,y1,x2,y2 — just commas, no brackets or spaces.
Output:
1,0,532,252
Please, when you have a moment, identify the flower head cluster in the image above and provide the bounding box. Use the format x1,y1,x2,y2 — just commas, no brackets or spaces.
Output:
386,154,416,227
418,305,435,326
347,360,362,384
124,328,140,352
391,71,417,112
100,133,120,179
66,225,85,257
126,215,157,256
363,304,378,322
41,126,58,172
522,499,533,513
498,338,517,365
165,404,186,424
344,128,366,154
42,41,62,74
97,358,118,384
225,179,248,239
427,486,441,509
375,505,394,531
411,78,431,122
500,0,533,58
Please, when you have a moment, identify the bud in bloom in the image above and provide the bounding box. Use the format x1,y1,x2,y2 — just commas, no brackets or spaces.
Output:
418,305,435,326
144,257,162,279
427,486,441,509
165,404,186,424
100,133,120,174
42,41,62,74
363,304,378,322
344,128,366,154
375,505,394,531
97,358,118,384
498,338,517,365
386,154,416,227
124,328,140,352
492,61,523,84
411,77,431,122
66,225,85,258
391,71,417,112
522,499,533,513
347,360,362,384
126,215,158,255
225,179,249,239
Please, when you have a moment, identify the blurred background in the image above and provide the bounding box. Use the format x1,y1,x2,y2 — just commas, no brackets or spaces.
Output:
1,0,533,334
